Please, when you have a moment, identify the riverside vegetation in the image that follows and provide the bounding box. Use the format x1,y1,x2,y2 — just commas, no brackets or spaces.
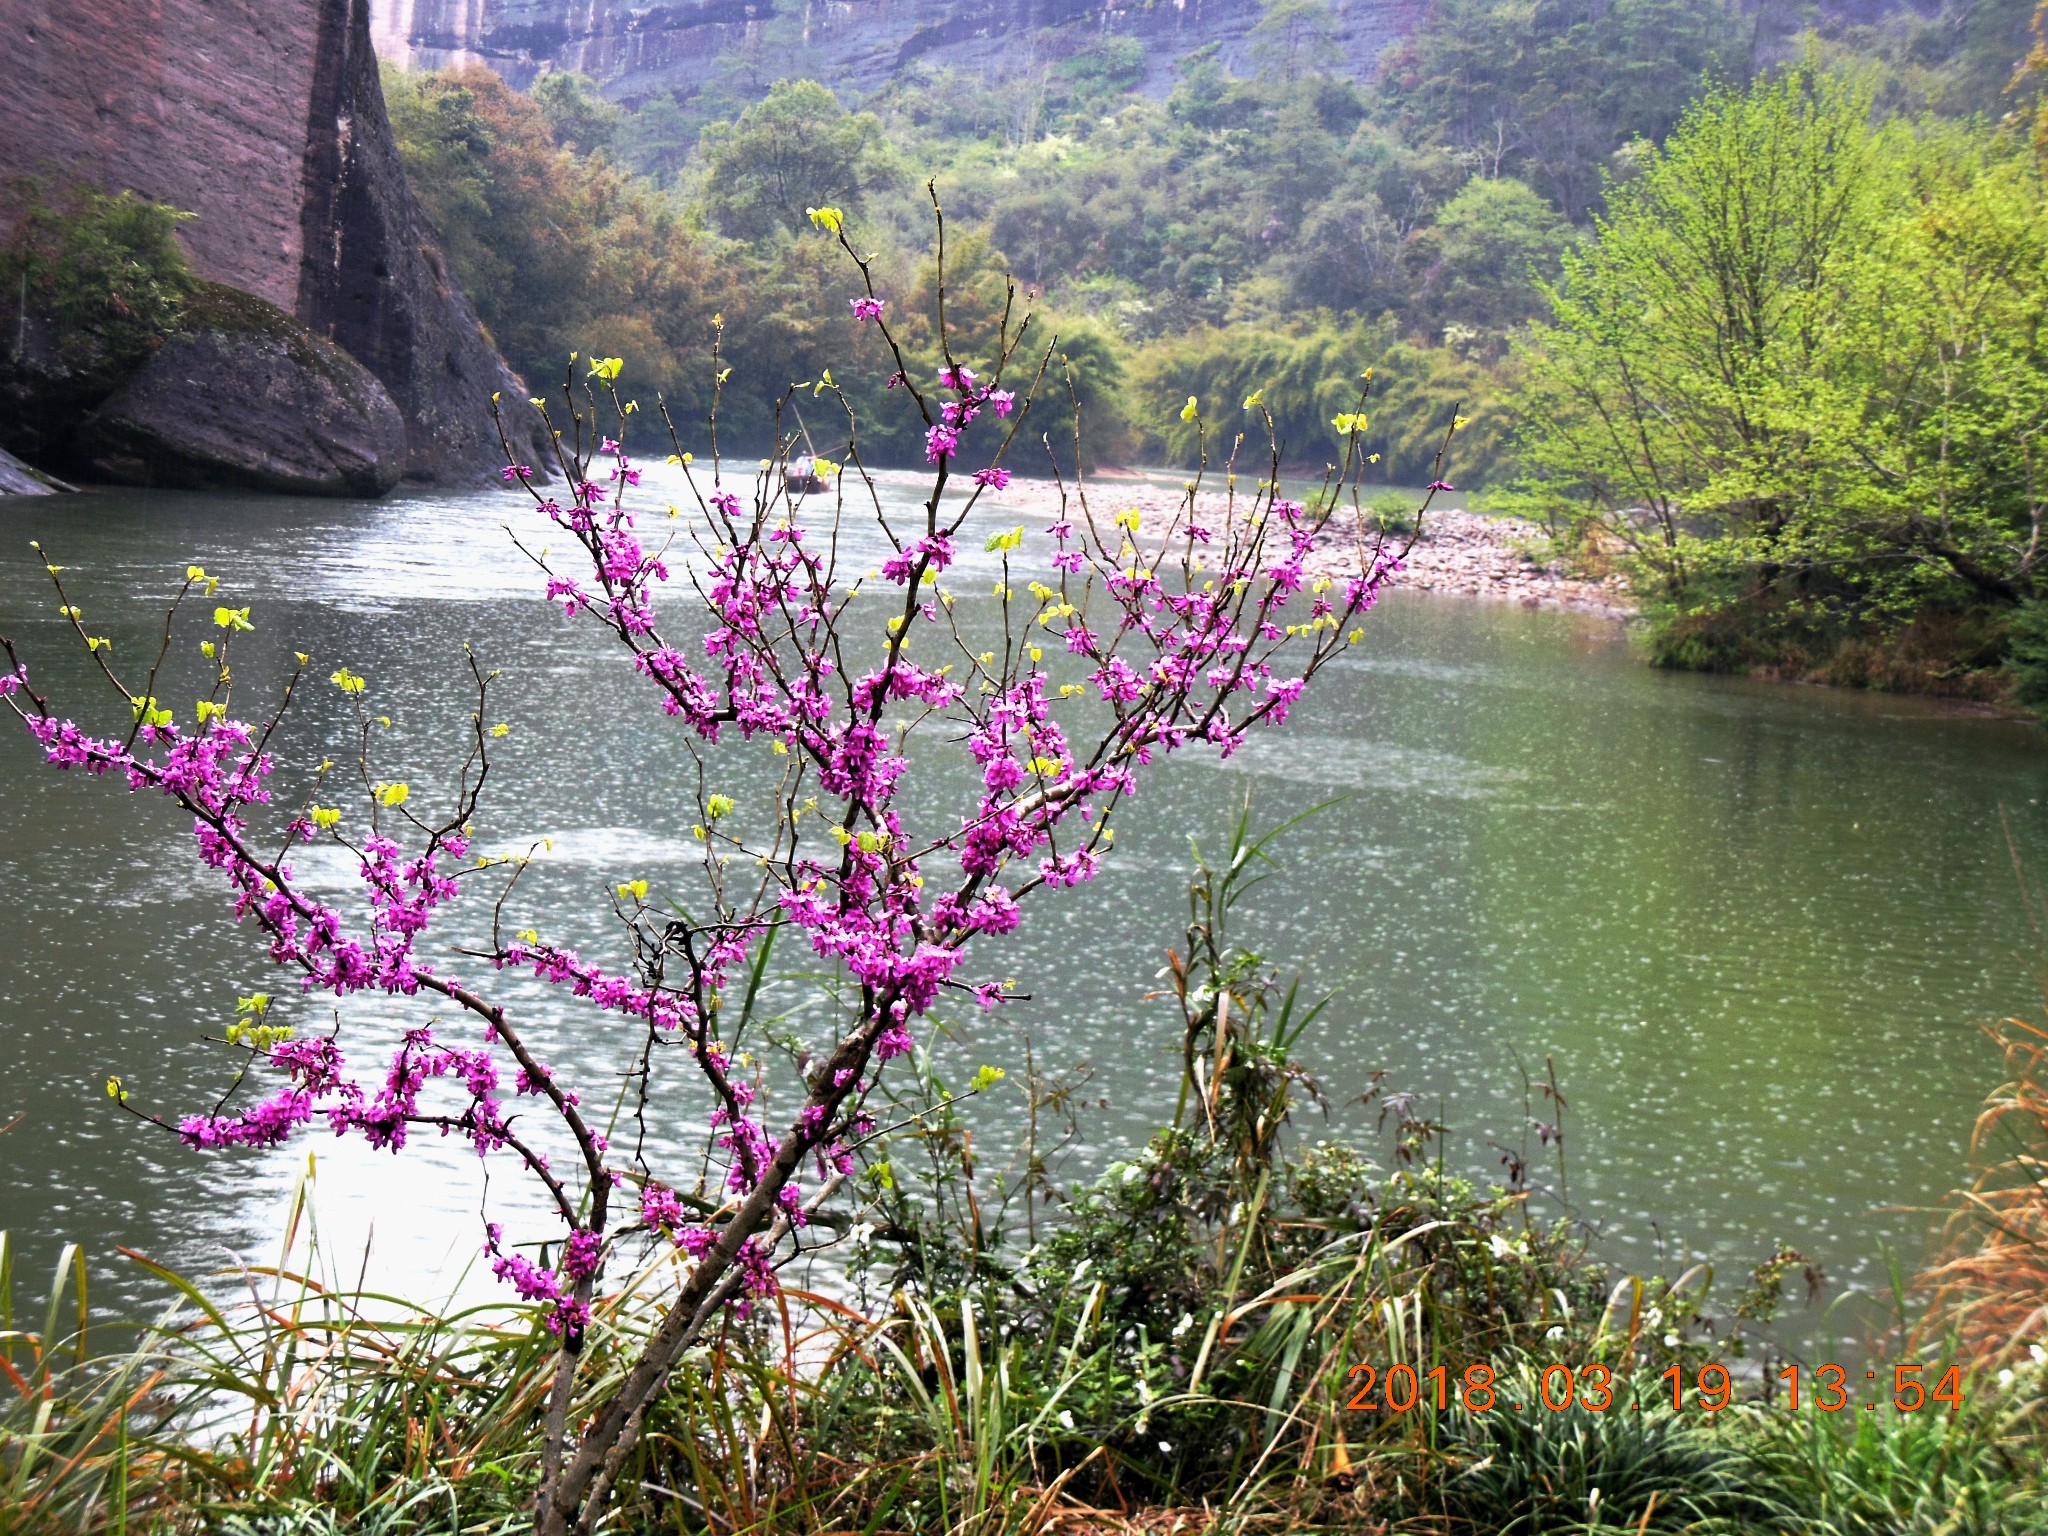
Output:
13,1,2048,694
364,0,2048,702
1,195,2047,1533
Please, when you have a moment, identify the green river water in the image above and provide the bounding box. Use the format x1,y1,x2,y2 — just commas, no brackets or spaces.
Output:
4,475,2046,1354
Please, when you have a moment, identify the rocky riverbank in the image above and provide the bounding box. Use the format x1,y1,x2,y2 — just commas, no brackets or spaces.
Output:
1311,506,1633,618
992,479,1634,620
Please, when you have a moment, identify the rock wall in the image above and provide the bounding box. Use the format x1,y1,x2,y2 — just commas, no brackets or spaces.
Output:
1,0,319,313
371,0,1429,103
370,0,1954,108
297,0,548,481
0,0,545,484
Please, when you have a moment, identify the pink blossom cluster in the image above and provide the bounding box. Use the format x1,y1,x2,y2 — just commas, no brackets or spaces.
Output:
7,323,1411,1355
916,363,1015,479
8,706,566,1181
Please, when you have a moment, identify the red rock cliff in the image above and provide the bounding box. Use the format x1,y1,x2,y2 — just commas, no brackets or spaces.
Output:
1,0,544,484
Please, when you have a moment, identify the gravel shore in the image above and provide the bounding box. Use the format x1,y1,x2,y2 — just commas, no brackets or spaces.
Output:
1311,506,1634,619
991,479,1634,620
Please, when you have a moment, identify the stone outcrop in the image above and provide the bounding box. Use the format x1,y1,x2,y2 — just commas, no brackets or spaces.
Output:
298,0,546,482
0,446,66,496
82,286,407,497
0,0,547,486
372,0,1429,103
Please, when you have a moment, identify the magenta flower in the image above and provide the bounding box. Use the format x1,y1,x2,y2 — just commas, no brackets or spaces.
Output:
6,224,1397,1531
1428,480,1455,492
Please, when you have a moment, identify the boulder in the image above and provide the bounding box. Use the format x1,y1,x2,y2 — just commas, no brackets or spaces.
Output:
0,444,70,496
82,286,405,497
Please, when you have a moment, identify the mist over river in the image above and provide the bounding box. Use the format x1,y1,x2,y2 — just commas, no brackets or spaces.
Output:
5,473,2046,1353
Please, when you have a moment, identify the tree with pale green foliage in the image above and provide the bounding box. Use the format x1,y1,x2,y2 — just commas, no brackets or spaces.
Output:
1508,70,1889,582
1508,67,2048,688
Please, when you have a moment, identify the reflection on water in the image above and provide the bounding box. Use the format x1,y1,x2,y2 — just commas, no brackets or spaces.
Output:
4,477,2047,1352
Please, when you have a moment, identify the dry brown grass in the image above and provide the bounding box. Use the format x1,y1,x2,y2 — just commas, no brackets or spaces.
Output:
1921,1012,2048,1365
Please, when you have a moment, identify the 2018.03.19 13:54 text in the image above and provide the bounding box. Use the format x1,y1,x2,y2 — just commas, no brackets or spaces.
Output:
1344,1363,1969,1413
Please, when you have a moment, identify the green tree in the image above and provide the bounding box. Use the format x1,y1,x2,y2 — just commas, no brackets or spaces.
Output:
904,225,1017,366
1272,184,1405,317
1510,69,2048,684
1507,70,1888,584
1416,176,1573,336
1251,0,1342,80
531,71,621,157
3,188,196,372
1049,37,1148,129
613,91,695,185
991,186,1098,291
385,66,738,415
700,80,892,244
1129,321,1501,484
1381,0,1746,218
1805,125,2048,613
1040,317,1133,472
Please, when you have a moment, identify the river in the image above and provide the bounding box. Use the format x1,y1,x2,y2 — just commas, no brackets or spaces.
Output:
3,474,2045,1355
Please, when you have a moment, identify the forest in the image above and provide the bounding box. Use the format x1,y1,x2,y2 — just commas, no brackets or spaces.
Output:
372,0,2048,695
380,0,2028,466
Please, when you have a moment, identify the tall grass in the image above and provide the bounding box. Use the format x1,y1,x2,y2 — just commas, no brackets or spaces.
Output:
0,1163,558,1532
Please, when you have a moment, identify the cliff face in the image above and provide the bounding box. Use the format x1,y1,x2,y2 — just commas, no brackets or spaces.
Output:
371,0,1429,103
297,0,547,481
370,0,1956,107
0,0,544,484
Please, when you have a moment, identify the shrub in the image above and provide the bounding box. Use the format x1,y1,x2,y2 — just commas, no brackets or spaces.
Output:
3,187,196,373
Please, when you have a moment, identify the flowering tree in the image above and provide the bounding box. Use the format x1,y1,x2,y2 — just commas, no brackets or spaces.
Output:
0,202,1443,1536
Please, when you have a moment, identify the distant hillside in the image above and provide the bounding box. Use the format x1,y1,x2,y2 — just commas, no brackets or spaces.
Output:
371,0,1429,103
